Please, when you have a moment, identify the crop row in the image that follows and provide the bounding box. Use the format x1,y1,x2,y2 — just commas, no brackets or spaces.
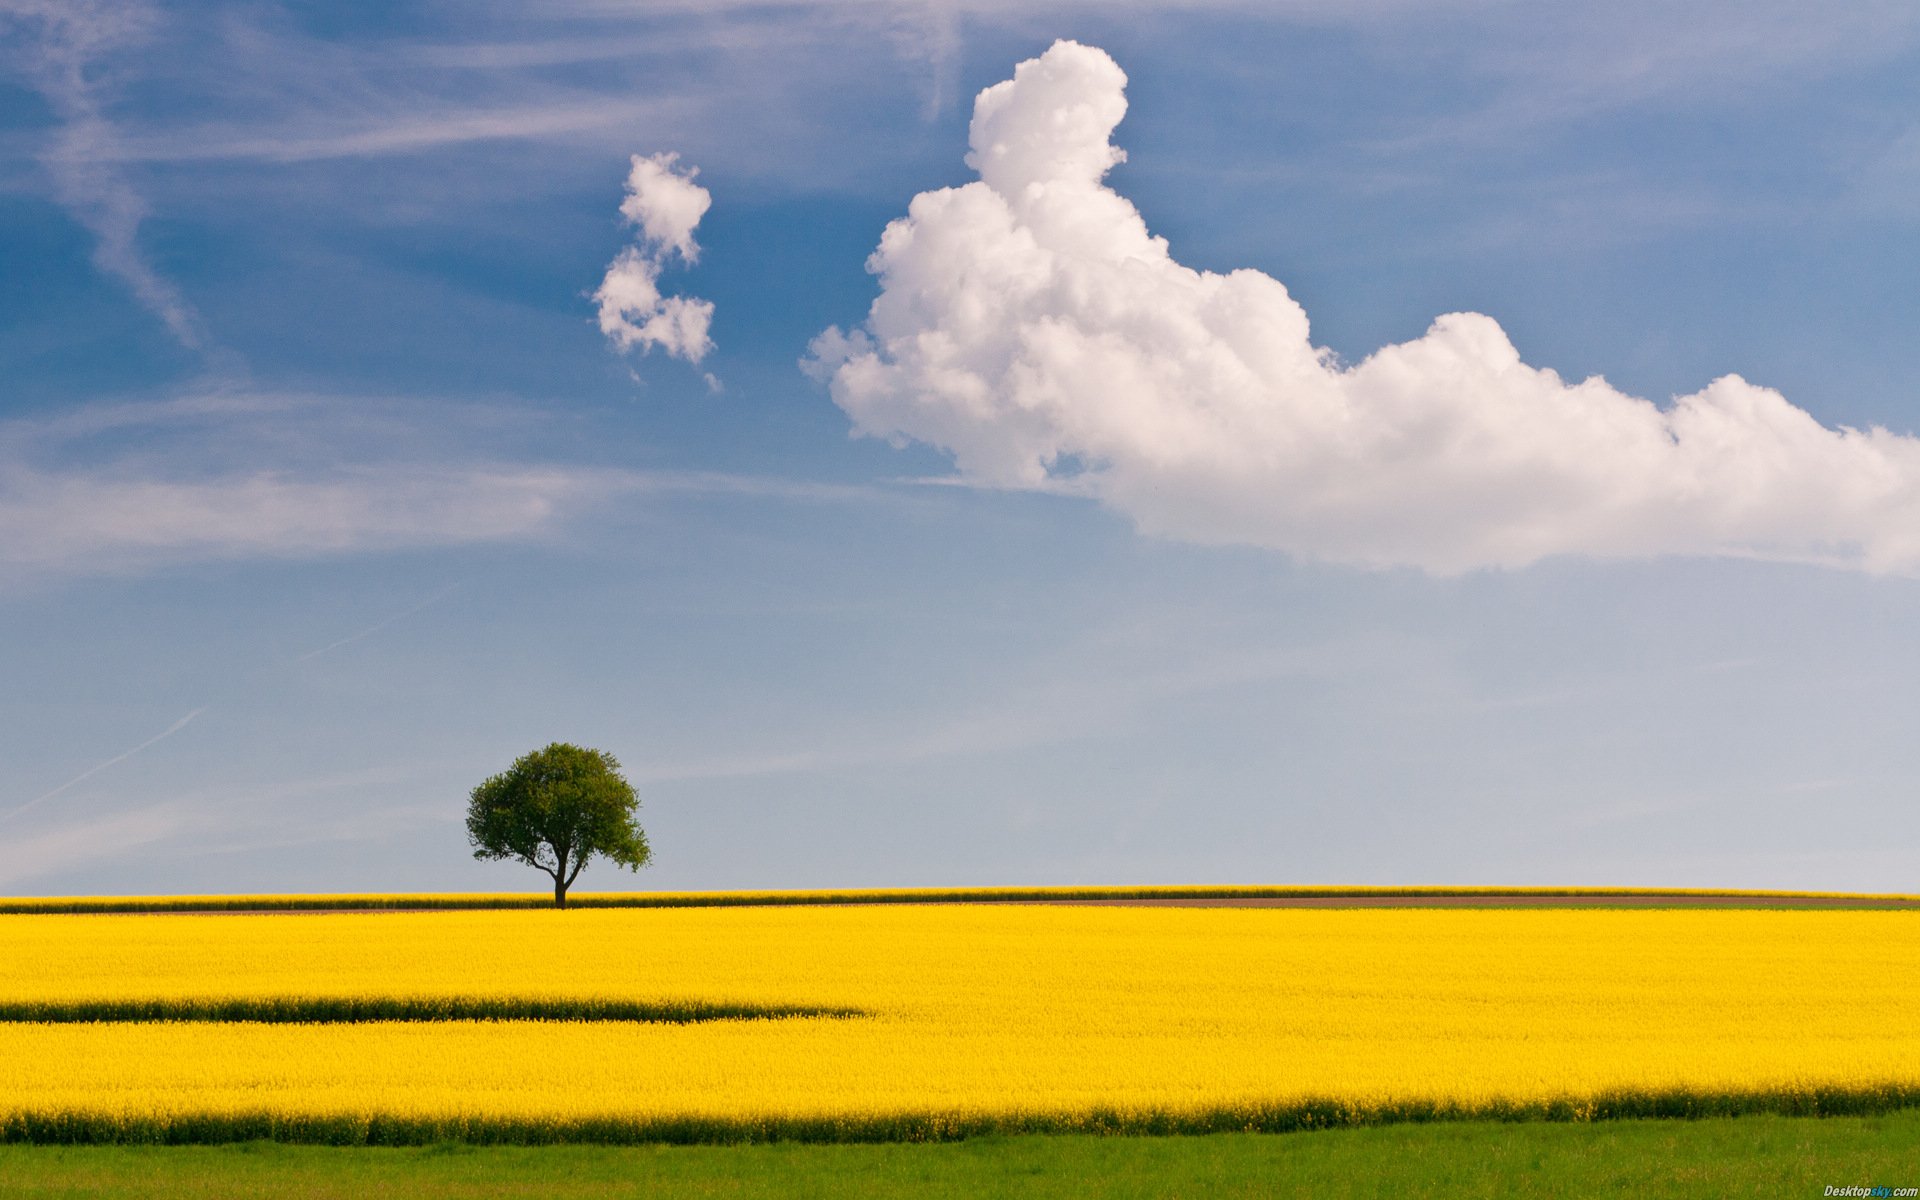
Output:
0,997,858,1025
8,1083,1920,1146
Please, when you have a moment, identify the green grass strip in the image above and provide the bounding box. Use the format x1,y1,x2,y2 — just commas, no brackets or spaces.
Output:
2,884,1917,914
7,1112,1920,1200
7,1113,1919,1200
0,997,860,1025
6,1084,1920,1145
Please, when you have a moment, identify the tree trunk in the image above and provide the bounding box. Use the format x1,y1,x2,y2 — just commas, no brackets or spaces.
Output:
551,844,572,909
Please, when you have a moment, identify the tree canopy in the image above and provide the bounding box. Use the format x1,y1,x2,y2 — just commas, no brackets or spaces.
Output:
465,743,650,907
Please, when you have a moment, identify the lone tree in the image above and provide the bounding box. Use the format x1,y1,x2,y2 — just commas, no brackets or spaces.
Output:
466,742,651,907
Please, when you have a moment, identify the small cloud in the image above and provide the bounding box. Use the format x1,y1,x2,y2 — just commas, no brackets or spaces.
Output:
618,151,710,263
594,151,715,369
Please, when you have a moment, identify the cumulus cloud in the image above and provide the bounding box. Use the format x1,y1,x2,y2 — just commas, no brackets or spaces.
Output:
808,40,1920,574
617,151,710,262
594,151,714,366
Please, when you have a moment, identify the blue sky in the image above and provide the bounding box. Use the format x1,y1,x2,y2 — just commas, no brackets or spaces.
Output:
4,1,1920,896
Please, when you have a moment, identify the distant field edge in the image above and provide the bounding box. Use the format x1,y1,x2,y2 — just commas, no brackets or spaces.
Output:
1,884,1917,914
6,1087,1920,1146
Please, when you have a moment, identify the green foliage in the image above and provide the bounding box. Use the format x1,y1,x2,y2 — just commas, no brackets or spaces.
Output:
466,744,650,907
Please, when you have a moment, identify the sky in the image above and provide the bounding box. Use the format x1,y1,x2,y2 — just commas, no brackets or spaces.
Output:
3,0,1920,897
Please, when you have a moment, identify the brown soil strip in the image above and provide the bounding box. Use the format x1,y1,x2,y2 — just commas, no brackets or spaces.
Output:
109,908,470,916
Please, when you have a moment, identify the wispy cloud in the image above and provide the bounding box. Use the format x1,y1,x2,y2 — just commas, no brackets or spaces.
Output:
0,761,460,887
0,463,634,581
0,803,190,888
101,98,680,165
12,0,1912,207
0,388,628,584
294,584,464,663
0,708,204,827
632,633,1389,785
1854,124,1920,221
0,389,913,586
1357,3,1920,153
1,0,208,349
125,762,462,862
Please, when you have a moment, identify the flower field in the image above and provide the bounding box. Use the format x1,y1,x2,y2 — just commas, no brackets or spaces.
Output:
1,903,1917,1143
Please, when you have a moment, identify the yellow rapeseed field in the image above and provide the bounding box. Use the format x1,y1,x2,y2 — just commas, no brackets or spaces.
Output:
0,904,1916,1142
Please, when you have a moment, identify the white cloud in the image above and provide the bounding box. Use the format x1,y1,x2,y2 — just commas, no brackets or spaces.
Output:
595,249,714,363
594,152,714,365
808,39,1920,575
617,150,710,263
